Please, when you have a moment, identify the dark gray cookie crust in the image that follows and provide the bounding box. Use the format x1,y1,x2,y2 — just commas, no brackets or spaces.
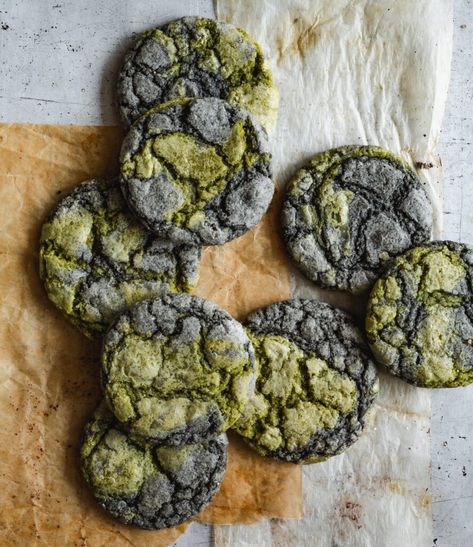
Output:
120,97,273,246
80,402,227,530
39,179,201,338
281,146,433,293
366,241,473,388
117,16,279,131
101,293,255,445
236,299,378,463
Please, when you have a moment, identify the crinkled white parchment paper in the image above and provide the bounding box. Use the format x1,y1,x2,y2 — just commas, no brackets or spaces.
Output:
214,1,453,545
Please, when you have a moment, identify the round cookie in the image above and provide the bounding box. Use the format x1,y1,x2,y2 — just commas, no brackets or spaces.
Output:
235,299,379,463
366,241,473,388
119,97,273,246
39,179,201,338
101,293,255,445
80,402,227,529
281,146,433,293
117,16,279,131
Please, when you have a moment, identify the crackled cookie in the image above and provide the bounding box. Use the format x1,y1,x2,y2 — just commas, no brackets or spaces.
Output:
39,179,200,338
235,299,378,463
281,146,433,293
366,241,473,388
117,16,279,131
101,293,255,445
80,402,227,529
120,97,273,246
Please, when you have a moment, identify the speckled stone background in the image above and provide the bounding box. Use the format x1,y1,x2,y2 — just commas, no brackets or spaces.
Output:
433,2,473,545
0,1,471,546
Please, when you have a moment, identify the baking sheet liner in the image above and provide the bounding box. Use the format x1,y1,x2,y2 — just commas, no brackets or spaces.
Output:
214,0,453,545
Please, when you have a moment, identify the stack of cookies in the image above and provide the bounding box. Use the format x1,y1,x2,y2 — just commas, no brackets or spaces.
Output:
82,294,254,529
38,15,473,534
38,16,285,530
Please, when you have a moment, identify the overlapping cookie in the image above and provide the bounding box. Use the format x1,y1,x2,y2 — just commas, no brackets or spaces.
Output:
101,294,255,445
81,402,227,530
39,179,200,337
235,299,379,463
118,16,279,131
120,97,273,246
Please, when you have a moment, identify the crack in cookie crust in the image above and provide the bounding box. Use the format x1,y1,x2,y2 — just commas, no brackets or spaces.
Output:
80,402,227,529
282,146,433,293
39,178,201,338
235,299,378,463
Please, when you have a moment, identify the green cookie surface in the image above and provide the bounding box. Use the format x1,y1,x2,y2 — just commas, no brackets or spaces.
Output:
101,294,255,445
366,241,473,387
281,146,432,293
118,16,279,132
39,179,201,338
80,402,227,530
235,299,378,463
119,97,273,246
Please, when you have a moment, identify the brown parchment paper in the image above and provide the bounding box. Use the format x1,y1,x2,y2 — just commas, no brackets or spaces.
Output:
194,187,291,321
0,123,301,546
196,432,302,524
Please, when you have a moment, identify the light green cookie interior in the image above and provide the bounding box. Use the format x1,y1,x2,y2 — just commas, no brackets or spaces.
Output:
235,331,357,460
103,322,253,439
121,100,270,231
366,244,473,388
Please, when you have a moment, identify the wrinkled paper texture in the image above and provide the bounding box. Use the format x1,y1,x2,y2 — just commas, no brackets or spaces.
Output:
0,123,300,546
215,0,453,545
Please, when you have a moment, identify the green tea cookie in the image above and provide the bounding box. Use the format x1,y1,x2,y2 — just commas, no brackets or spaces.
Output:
117,16,279,131
39,179,200,338
366,241,473,388
80,402,227,530
101,293,255,445
235,299,378,463
120,97,273,246
282,146,433,293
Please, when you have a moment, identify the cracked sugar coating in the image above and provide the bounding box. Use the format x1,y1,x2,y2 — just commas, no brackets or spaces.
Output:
117,16,279,131
120,97,274,246
281,146,433,293
366,241,473,388
80,402,227,530
39,179,201,338
102,293,255,445
235,299,379,463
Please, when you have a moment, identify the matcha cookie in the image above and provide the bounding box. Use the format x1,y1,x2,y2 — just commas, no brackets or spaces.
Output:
39,179,200,338
120,97,273,246
117,16,279,131
366,241,473,388
235,299,378,463
282,146,433,293
101,293,255,445
80,402,227,529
